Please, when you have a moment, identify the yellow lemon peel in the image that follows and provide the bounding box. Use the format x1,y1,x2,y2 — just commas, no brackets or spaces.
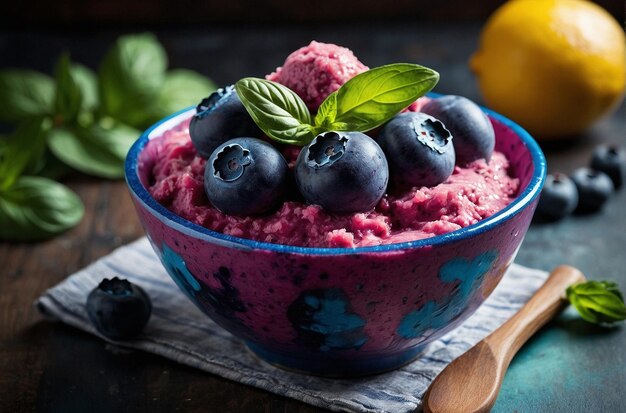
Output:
471,0,626,138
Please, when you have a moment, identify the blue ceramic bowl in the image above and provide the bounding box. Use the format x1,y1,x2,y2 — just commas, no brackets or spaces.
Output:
125,102,546,376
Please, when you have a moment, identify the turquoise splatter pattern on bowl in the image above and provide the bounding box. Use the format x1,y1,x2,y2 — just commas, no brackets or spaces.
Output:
125,102,546,377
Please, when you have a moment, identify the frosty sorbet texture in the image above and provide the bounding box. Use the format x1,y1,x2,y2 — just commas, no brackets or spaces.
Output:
266,41,369,111
146,41,519,248
146,120,519,248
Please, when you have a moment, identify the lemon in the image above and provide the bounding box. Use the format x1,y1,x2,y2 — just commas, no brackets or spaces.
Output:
470,0,626,138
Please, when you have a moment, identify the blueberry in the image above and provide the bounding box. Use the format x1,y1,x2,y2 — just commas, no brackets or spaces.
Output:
295,131,388,213
86,277,151,340
590,144,626,189
536,173,578,221
377,112,455,190
205,137,288,216
189,85,262,158
570,167,614,213
421,95,495,165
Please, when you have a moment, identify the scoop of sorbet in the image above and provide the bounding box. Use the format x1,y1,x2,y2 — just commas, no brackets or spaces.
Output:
266,41,368,112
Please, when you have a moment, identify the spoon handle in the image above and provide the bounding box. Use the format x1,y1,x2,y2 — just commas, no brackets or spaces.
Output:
484,265,586,364
422,265,586,413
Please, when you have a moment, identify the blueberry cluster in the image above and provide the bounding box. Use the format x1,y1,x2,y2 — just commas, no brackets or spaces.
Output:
190,89,495,216
536,145,626,221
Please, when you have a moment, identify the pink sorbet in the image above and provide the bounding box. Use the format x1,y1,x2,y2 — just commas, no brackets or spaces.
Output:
146,120,519,248
266,41,368,111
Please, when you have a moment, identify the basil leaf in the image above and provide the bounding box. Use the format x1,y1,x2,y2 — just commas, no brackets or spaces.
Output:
0,70,54,122
566,281,626,324
54,53,83,123
314,91,337,132
156,69,217,115
235,78,314,145
71,63,98,111
48,122,140,178
0,176,83,241
99,33,167,128
328,63,439,131
0,118,48,191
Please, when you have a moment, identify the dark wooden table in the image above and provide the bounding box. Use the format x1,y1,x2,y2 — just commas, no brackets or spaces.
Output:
2,24,625,412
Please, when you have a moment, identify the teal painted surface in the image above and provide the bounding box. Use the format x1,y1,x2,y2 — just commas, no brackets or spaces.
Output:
493,308,625,412
506,153,626,412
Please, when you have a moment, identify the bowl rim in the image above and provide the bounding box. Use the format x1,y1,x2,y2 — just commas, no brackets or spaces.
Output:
125,98,546,256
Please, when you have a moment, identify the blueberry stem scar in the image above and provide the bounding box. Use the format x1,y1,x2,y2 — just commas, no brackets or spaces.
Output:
213,144,252,182
307,132,348,168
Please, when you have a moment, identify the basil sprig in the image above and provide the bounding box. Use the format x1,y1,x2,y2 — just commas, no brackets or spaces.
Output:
235,63,439,146
0,33,217,241
566,281,626,324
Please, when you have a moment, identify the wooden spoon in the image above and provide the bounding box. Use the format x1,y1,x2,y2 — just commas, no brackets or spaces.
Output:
422,265,585,413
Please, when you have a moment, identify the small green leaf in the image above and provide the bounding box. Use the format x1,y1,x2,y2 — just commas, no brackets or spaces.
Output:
48,122,140,179
328,63,439,131
235,78,314,145
0,176,84,241
99,33,168,128
54,53,83,123
71,63,99,111
314,91,337,132
566,281,626,324
156,69,217,115
0,118,48,191
603,281,623,301
0,70,55,122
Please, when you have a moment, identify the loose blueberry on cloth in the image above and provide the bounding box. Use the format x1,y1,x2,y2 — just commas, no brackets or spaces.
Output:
36,237,548,413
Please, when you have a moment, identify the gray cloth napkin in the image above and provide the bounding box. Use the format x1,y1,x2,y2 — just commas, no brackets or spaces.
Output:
37,237,548,413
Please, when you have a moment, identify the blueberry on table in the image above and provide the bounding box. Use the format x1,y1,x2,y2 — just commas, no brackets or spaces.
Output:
590,144,626,189
86,277,152,340
377,112,455,190
295,131,388,214
205,137,289,216
421,95,495,165
536,173,578,221
189,85,262,158
571,167,614,214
